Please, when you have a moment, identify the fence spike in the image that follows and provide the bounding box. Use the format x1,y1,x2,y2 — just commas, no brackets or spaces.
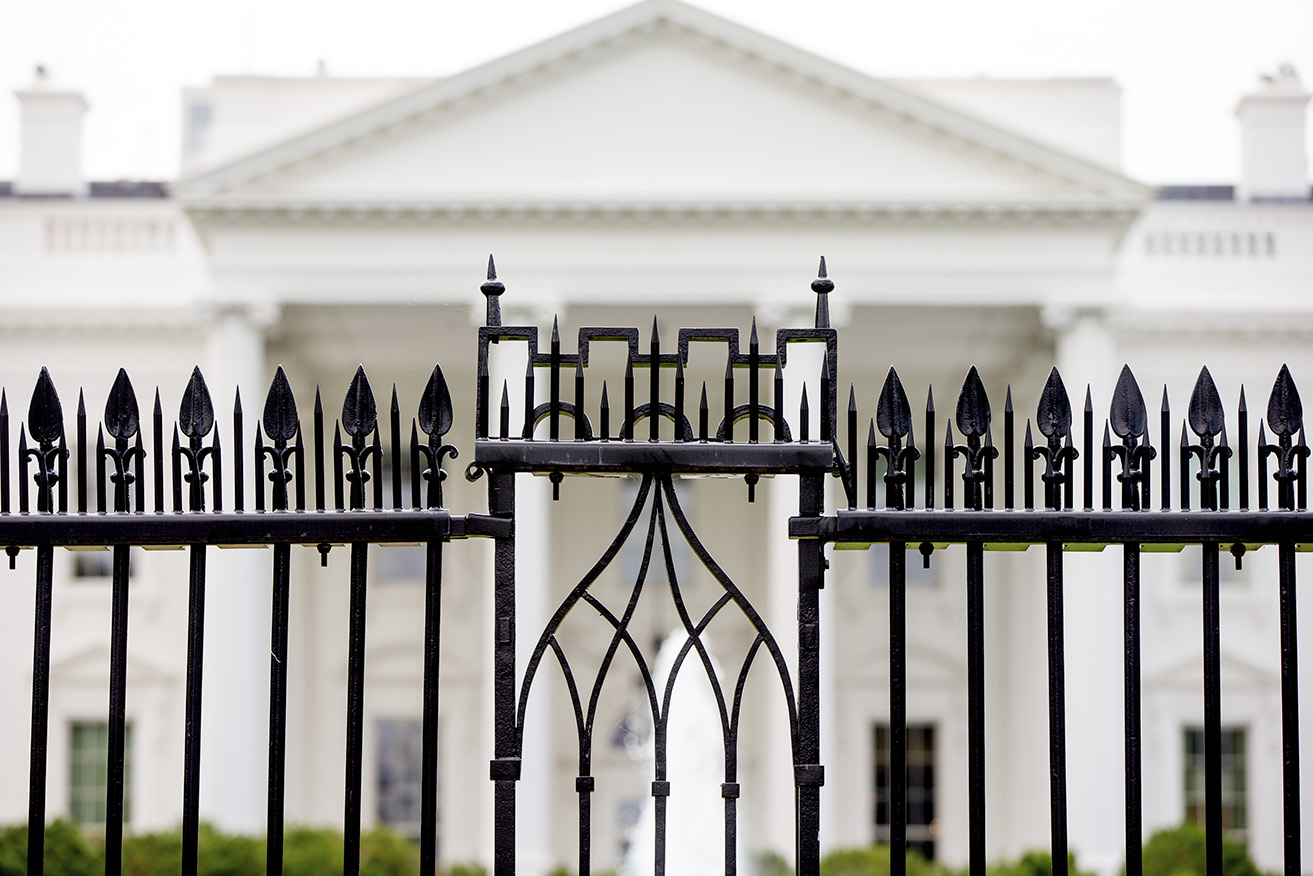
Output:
955,366,990,439
1111,366,1147,440
263,367,299,445
341,365,376,440
27,368,63,446
180,367,215,439
76,391,86,513
812,256,833,329
1189,366,1225,439
481,254,504,327
600,381,610,442
1267,364,1302,439
419,364,453,441
1160,387,1171,510
877,367,912,440
799,383,809,443
104,369,139,442
1036,367,1071,440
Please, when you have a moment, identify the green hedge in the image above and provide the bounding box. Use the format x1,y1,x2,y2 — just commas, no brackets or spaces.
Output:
1137,823,1261,876
0,822,422,876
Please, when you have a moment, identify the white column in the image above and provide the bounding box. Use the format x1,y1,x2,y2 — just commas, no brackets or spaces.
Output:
479,310,555,875
199,303,276,833
1047,306,1124,876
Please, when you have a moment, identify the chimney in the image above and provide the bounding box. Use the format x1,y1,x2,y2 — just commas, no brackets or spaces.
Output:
1236,65,1310,202
14,66,88,198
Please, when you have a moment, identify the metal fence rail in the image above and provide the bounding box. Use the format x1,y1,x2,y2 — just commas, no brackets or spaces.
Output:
0,258,1307,876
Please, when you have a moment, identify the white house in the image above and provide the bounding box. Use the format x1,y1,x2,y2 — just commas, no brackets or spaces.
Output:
0,2,1310,873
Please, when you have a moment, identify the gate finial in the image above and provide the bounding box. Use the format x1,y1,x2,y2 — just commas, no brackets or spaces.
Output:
811,257,833,329
481,255,505,327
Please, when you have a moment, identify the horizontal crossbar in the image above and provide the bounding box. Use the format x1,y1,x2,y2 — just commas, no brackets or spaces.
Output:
0,510,510,547
794,509,1313,545
474,439,833,474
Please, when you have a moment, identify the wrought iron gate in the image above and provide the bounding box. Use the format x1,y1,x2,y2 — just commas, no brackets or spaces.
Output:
0,259,1308,876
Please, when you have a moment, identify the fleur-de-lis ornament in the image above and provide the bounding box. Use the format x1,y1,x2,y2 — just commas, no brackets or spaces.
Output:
873,368,921,509
178,366,218,511
340,365,378,510
25,367,65,512
416,363,459,508
1261,364,1309,510
1185,367,1231,510
952,366,998,510
1031,367,1079,510
1107,365,1156,510
260,366,299,511
102,368,144,512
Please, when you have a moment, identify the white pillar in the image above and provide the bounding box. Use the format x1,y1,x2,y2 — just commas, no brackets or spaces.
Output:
479,310,555,875
1047,306,1124,876
199,303,276,833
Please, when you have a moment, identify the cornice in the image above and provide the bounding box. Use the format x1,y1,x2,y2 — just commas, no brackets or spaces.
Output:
184,198,1143,229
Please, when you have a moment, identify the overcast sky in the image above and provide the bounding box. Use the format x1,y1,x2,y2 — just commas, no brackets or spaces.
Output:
0,0,1309,185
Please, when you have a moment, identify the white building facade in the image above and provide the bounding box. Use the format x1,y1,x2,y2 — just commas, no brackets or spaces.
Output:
0,2,1310,873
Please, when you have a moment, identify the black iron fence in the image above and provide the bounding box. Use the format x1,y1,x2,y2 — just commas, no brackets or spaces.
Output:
0,258,1306,876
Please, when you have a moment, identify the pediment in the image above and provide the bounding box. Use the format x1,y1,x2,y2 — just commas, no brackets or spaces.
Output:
178,0,1147,218
1144,649,1276,692
50,643,173,686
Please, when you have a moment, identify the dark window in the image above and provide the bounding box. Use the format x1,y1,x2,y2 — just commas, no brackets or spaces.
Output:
1184,727,1246,844
70,721,131,827
377,719,426,841
874,723,937,859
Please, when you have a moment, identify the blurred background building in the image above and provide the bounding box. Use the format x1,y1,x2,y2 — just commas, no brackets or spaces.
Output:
0,1,1310,873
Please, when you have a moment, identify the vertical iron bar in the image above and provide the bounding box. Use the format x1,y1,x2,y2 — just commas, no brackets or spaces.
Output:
420,538,443,876
477,357,489,439
552,320,562,442
1124,542,1143,876
1278,541,1300,876
1102,426,1113,511
576,360,586,441
96,429,105,513
650,319,660,442
967,540,985,876
1238,389,1249,510
624,360,634,441
134,433,145,512
58,433,67,513
848,387,858,509
749,320,759,443
1047,542,1068,876
1024,424,1035,511
173,431,184,513
890,540,907,876
77,392,87,513
525,358,536,440
106,541,131,876
501,383,511,442
774,361,784,444
343,540,369,876
799,385,809,444
724,360,735,443
371,430,383,510
700,383,710,442
925,389,936,510
181,542,207,876
1258,423,1269,511
601,383,610,442
984,428,994,508
411,423,422,509
296,428,307,512
233,391,245,512
944,425,954,510
1004,388,1014,510
1083,389,1093,510
1180,425,1190,511
674,360,685,442
1161,390,1171,510
255,426,266,512
334,426,344,510
26,545,53,876
492,469,517,876
1063,434,1075,511
314,390,326,511
1202,543,1222,876
0,392,8,513
390,389,402,509
797,472,824,876
153,392,164,512
266,540,291,876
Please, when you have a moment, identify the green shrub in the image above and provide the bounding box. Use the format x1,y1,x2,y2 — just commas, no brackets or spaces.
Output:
0,820,103,876
1138,823,1260,876
754,848,795,876
360,825,419,876
989,851,1092,876
445,863,489,876
195,823,263,876
820,844,952,876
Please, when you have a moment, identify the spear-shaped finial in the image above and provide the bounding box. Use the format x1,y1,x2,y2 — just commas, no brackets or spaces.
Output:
481,254,505,327
811,256,833,329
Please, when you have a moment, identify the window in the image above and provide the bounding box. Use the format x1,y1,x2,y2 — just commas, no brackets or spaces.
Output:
377,719,425,840
869,543,936,588
71,548,136,580
1184,727,1247,843
70,721,131,827
874,723,937,859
